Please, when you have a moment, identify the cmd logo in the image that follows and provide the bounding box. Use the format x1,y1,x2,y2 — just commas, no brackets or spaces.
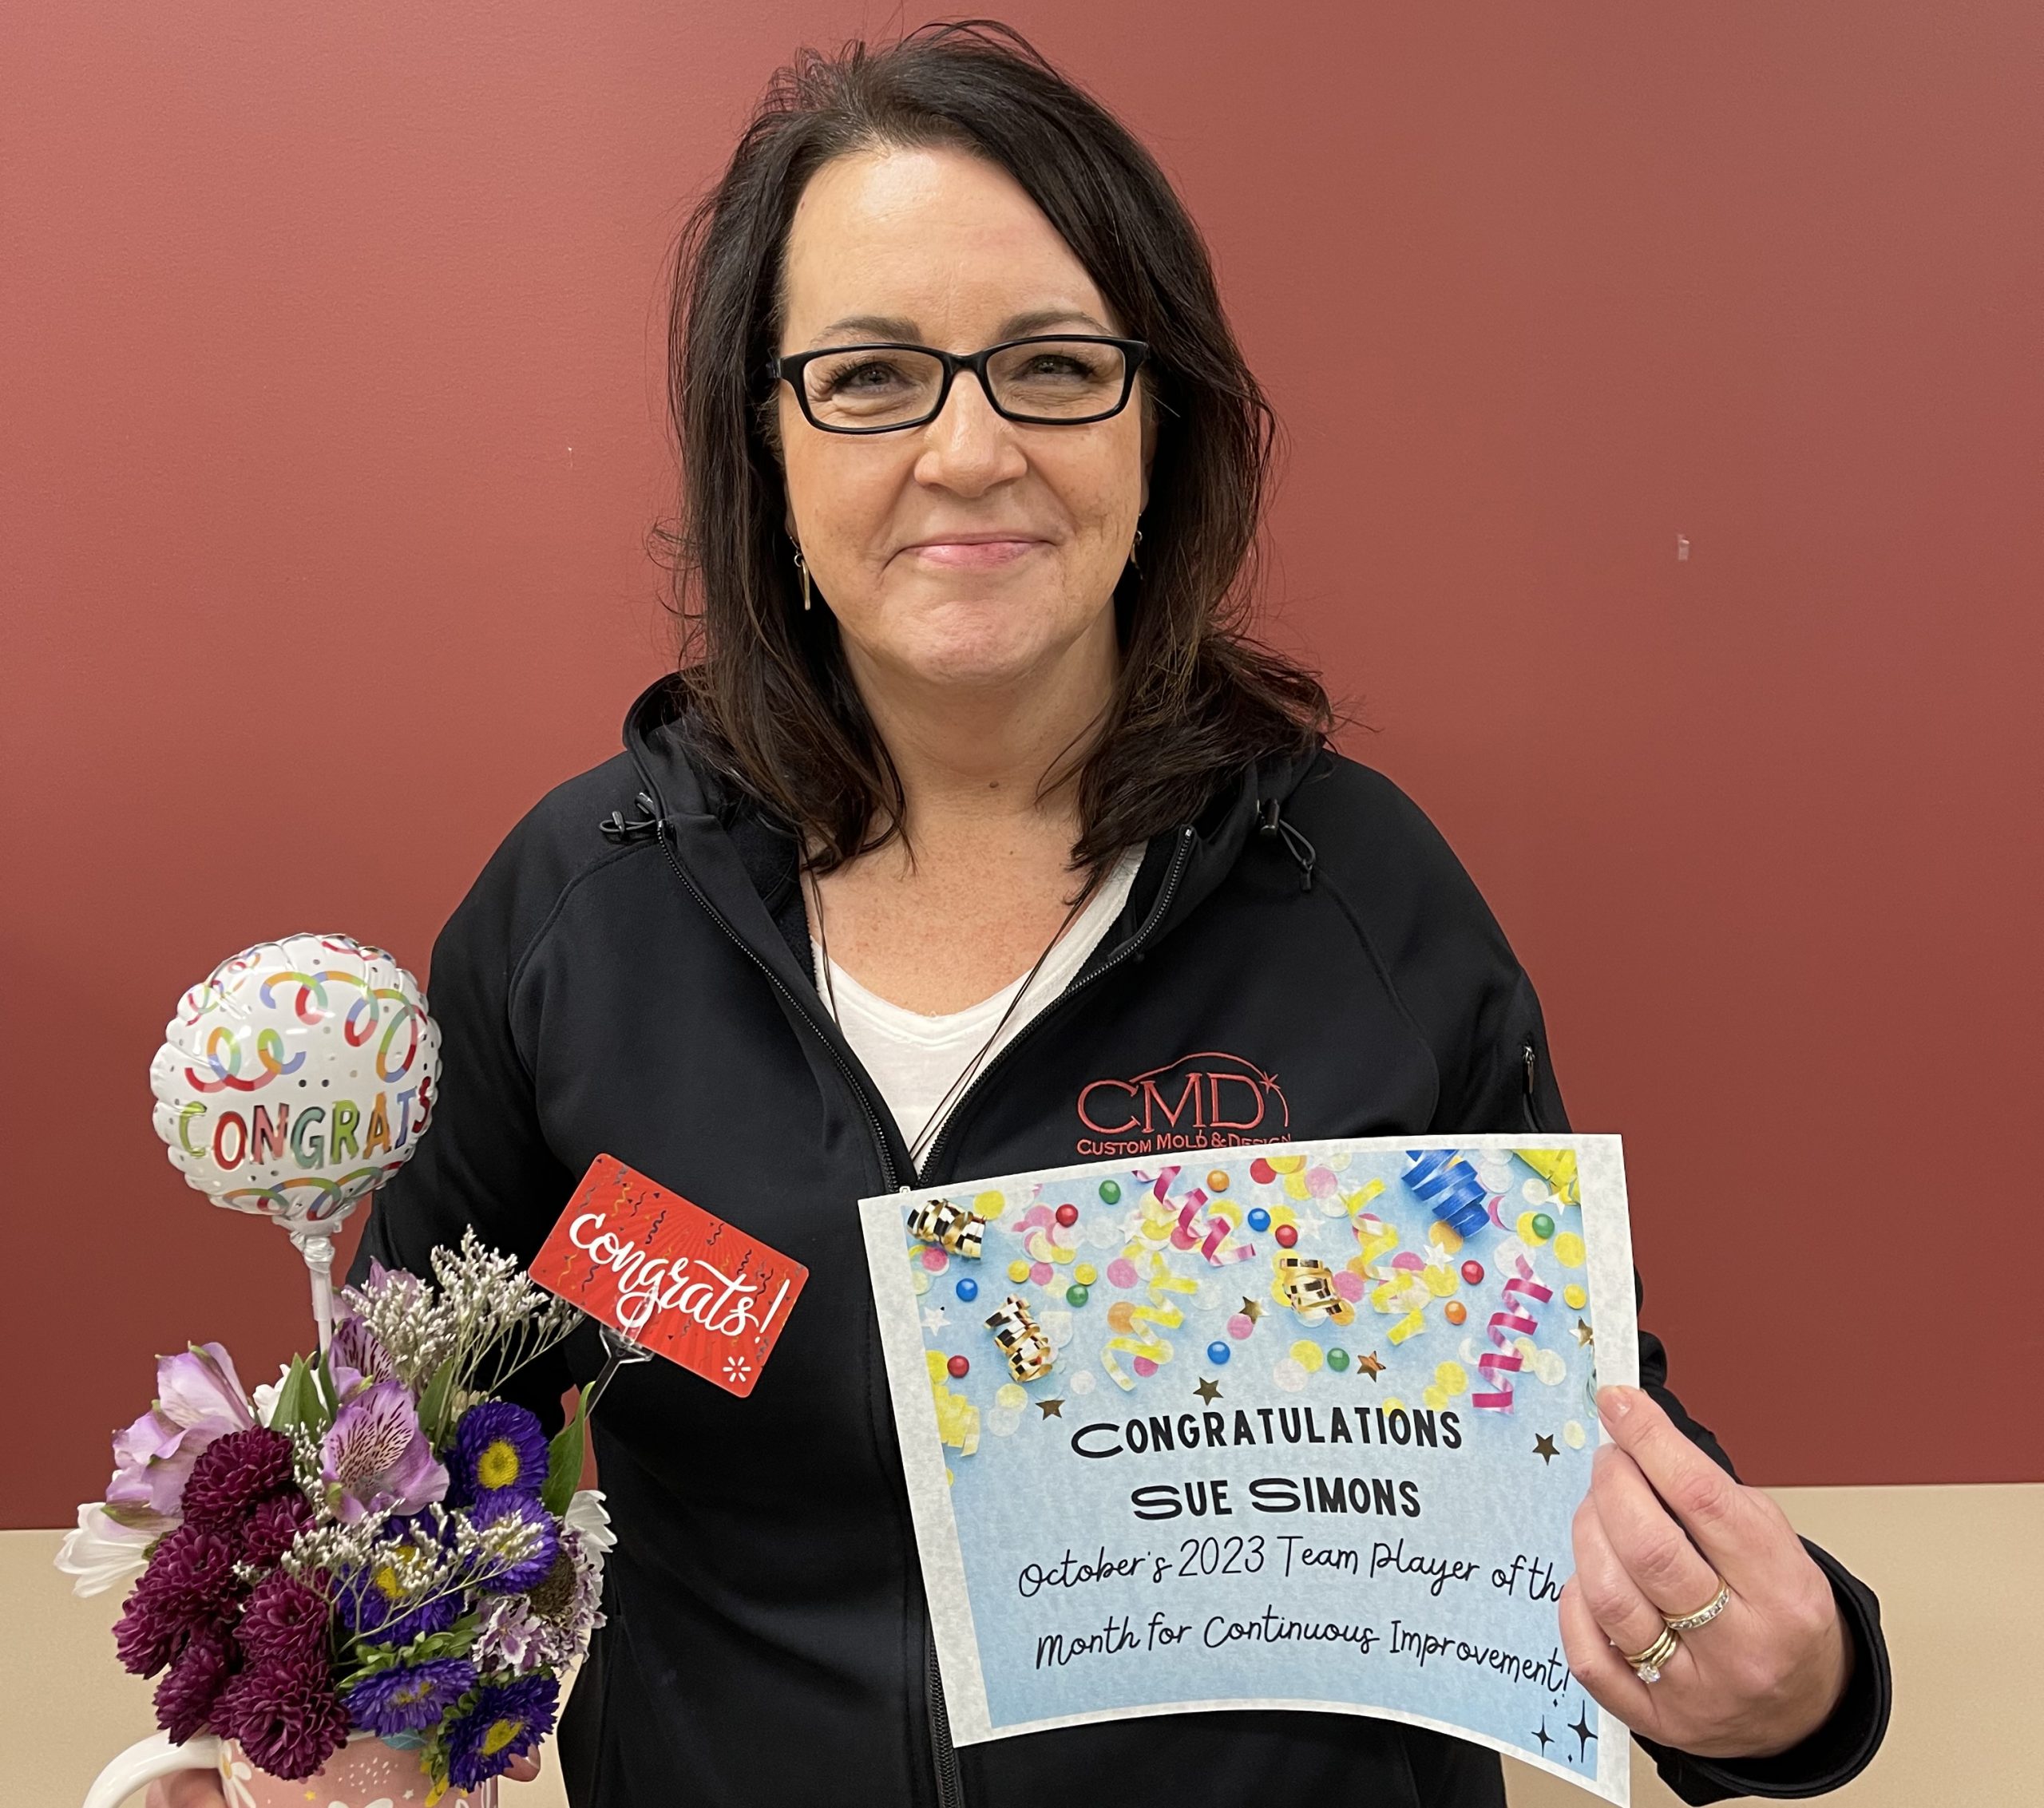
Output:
1074,1050,1289,1157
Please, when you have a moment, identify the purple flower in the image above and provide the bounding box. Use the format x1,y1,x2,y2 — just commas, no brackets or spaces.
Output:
445,1673,558,1789
345,1656,478,1735
215,1656,350,1782
447,1402,549,1505
333,1553,459,1644
180,1427,295,1529
236,1571,331,1664
106,1343,255,1522
329,1308,398,1399
243,1490,315,1566
319,1380,447,1522
475,1528,606,1672
467,1490,560,1593
153,1625,238,1743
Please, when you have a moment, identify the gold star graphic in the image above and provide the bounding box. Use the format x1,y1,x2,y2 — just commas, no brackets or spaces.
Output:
1534,1434,1559,1463
1194,1377,1222,1403
1573,1319,1594,1347
1239,1297,1264,1323
1036,1398,1065,1419
1355,1351,1384,1379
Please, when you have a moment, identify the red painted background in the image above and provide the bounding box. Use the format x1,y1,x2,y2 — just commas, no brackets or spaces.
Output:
5,2,2038,1526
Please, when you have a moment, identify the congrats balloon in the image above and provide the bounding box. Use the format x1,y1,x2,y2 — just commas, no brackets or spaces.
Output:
149,934,440,1348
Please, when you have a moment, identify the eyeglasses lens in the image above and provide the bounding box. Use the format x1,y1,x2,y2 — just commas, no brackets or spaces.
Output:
800,340,1129,429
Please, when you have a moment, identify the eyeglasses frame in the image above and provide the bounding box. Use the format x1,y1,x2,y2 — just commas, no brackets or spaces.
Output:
766,333,1151,435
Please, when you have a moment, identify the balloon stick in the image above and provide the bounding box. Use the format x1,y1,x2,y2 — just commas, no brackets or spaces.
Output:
291,1227,339,1359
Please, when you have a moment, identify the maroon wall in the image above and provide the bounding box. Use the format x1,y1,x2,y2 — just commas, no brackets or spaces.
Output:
5,2,2038,1525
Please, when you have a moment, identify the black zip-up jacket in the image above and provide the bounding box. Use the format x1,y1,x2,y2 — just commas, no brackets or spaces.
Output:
354,678,1890,1806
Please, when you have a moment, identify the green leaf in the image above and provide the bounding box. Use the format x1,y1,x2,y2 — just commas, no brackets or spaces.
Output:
313,1349,339,1414
267,1356,320,1434
335,1620,480,1690
417,1355,459,1446
541,1385,592,1517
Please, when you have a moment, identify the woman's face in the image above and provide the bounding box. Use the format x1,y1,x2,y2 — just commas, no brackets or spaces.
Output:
775,144,1151,698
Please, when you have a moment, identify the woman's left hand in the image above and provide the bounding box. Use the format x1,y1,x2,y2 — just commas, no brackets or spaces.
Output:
1558,1384,1851,1760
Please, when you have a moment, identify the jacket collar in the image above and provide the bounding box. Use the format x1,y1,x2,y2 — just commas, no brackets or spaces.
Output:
617,673,1325,962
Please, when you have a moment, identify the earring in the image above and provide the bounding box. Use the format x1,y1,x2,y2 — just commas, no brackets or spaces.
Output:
1128,525,1143,572
793,547,811,611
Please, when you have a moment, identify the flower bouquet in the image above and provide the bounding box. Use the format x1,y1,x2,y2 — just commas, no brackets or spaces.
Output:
61,1232,601,1805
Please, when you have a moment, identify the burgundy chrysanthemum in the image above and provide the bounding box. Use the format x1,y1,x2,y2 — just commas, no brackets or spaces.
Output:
113,1581,188,1678
243,1489,315,1565
216,1656,351,1782
114,1521,244,1675
236,1571,331,1665
153,1624,239,1743
180,1426,295,1529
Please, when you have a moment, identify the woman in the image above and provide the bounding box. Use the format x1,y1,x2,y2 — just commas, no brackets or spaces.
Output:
164,22,1888,1807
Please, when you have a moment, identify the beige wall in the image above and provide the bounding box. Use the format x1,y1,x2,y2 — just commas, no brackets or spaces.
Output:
6,1485,2033,1808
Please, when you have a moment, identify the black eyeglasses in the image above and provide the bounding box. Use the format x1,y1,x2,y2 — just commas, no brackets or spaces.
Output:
768,334,1148,434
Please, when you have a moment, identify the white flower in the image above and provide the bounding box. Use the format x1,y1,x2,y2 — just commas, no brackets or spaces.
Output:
565,1489,615,1556
252,1361,293,1428
53,1501,158,1597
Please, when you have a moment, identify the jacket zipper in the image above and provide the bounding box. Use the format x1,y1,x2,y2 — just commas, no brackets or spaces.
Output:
648,809,1194,1808
919,825,1197,1181
648,811,984,1802
925,1627,963,1808
1522,1039,1543,1134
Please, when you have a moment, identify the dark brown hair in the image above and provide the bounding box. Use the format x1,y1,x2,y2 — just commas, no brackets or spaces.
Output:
660,18,1329,873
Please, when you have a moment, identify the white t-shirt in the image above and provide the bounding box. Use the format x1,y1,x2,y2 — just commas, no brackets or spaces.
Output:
812,847,1144,1157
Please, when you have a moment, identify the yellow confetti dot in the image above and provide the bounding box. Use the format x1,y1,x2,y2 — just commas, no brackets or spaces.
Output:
1422,1264,1458,1298
1269,1154,1307,1174
1425,1219,1463,1254
975,1190,1004,1213
1074,1263,1098,1286
1563,1420,1587,1450
1421,1386,1448,1410
1381,1396,1407,1413
995,1383,1026,1410
1515,1211,1551,1246
1563,1283,1588,1310
1283,1172,1313,1200
1289,1339,1325,1373
1433,1360,1469,1395
911,1268,932,1295
1553,1231,1586,1268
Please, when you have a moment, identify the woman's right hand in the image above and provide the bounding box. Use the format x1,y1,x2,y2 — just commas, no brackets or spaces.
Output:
145,1775,222,1808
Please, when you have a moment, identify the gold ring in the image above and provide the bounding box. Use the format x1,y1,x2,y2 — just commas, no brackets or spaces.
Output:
1620,1625,1681,1683
1663,1580,1730,1633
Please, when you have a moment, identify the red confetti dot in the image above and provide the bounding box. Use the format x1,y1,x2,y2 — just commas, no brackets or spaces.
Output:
1249,1158,1276,1185
946,1355,970,1379
1055,1203,1079,1227
1274,1222,1298,1248
1460,1260,1484,1285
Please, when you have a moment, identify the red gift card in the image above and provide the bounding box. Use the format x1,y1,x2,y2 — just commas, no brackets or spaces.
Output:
532,1155,808,1398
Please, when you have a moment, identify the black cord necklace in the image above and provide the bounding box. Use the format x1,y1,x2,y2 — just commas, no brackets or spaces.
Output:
808,860,1105,1173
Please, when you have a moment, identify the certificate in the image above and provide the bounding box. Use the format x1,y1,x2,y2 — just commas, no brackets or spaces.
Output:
858,1134,1638,1803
